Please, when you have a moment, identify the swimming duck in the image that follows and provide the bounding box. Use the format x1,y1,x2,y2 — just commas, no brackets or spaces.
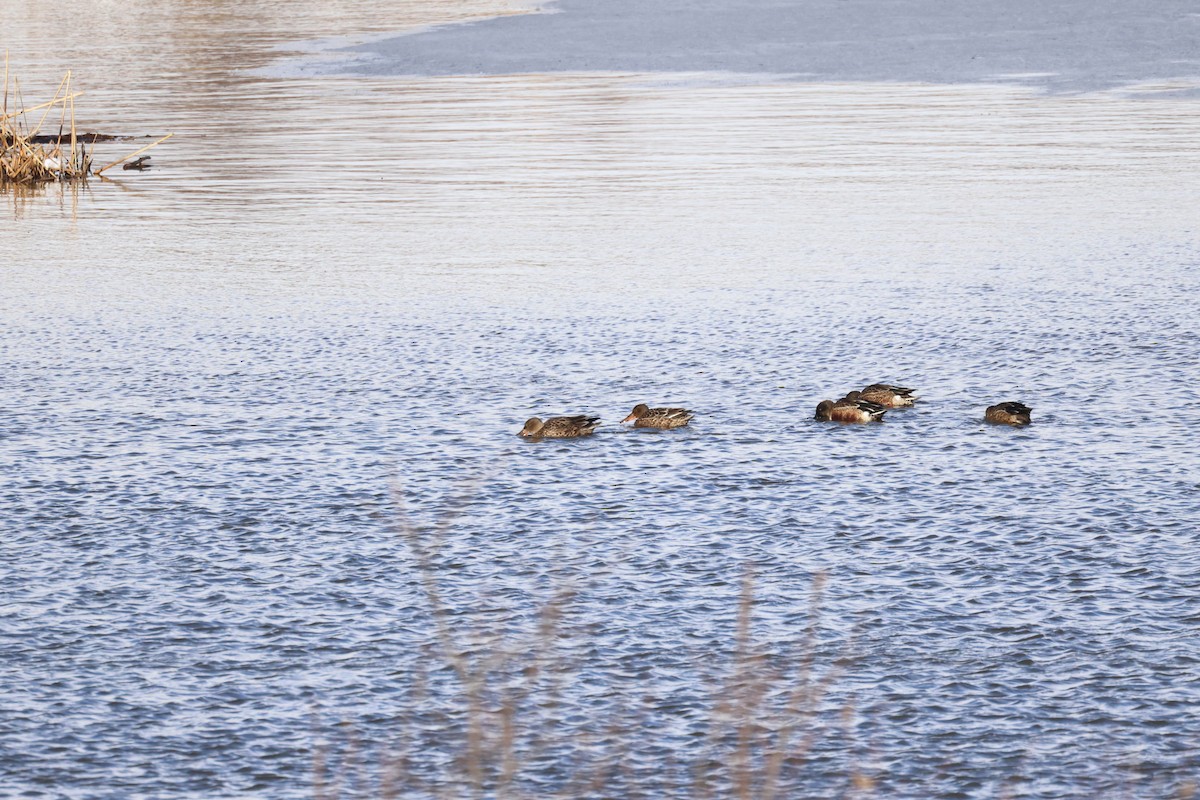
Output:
518,415,601,439
815,398,888,423
621,403,694,429
858,383,917,407
984,402,1032,426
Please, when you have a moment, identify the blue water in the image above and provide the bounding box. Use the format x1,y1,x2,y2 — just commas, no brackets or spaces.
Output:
4,6,1200,797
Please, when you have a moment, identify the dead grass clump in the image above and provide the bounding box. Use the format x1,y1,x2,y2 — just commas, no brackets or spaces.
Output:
2,54,172,184
1,59,91,184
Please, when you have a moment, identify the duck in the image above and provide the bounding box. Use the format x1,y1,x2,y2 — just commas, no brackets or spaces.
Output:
518,415,601,439
857,383,917,407
984,402,1032,426
815,397,888,423
621,403,694,429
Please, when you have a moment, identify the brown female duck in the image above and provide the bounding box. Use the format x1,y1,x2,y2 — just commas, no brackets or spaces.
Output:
518,415,601,439
984,402,1032,426
857,383,917,407
621,404,694,429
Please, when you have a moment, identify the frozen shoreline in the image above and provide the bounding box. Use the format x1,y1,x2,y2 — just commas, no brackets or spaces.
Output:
334,0,1200,94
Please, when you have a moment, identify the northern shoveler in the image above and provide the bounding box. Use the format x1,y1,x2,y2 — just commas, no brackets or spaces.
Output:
518,415,601,439
859,383,917,407
621,404,694,429
815,398,887,423
984,402,1032,426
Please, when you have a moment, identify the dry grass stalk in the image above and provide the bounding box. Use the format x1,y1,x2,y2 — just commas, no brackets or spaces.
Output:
2,56,172,184
313,483,859,799
94,132,174,175
0,91,85,123
2,62,90,184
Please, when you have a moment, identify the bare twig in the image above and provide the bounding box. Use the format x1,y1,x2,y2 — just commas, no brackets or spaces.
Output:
94,132,174,175
0,90,84,123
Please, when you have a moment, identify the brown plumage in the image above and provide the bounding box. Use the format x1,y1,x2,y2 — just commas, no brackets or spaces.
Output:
518,415,601,439
815,398,887,423
858,383,917,407
984,402,1032,426
621,403,694,429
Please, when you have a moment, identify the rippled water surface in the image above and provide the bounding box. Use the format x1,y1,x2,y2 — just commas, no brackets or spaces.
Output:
4,3,1200,798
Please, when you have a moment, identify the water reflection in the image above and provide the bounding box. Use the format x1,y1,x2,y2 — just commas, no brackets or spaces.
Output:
8,73,1200,304
3,1,538,88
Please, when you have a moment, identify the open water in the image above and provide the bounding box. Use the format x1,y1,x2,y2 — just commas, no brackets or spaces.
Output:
3,2,1200,797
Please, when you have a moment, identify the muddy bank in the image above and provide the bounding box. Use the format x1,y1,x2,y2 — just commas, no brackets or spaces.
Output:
339,0,1200,93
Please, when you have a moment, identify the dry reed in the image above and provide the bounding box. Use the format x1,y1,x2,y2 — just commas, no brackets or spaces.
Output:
2,54,171,184
312,485,863,799
2,57,90,184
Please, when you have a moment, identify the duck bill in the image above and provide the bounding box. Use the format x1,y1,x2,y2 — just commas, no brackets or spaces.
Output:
621,412,638,423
